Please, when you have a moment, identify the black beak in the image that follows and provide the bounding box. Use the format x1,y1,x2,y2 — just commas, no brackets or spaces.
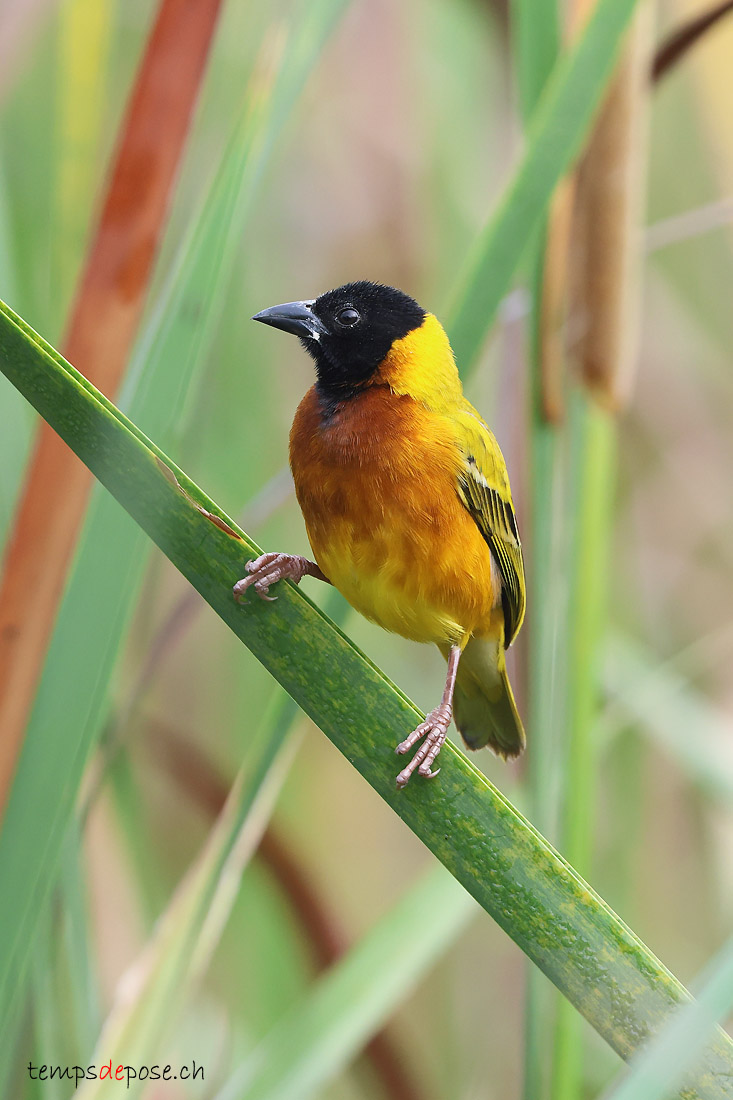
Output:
252,300,329,341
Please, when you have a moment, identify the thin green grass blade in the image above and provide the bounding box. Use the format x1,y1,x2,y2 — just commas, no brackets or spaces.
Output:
552,396,618,1099
216,866,476,1100
509,3,564,1098
30,906,66,1100
27,826,98,1097
604,633,733,805
0,160,17,303
511,0,560,121
76,699,300,1100
0,0,351,1044
0,161,32,547
2,305,733,1091
106,747,167,925
57,824,101,1062
52,0,113,332
447,0,640,370
510,0,564,848
603,936,733,1100
524,370,568,1100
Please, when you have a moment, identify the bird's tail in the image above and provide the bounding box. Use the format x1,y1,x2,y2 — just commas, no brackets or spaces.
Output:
443,634,525,759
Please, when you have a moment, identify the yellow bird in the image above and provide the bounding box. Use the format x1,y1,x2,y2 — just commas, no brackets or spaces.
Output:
234,282,526,788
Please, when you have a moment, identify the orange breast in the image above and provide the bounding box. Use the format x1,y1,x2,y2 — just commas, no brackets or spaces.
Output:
289,385,500,645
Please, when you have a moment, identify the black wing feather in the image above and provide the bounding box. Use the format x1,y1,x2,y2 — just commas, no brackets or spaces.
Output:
456,450,525,646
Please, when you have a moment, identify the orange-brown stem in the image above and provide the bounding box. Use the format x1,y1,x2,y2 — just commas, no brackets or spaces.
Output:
0,0,225,821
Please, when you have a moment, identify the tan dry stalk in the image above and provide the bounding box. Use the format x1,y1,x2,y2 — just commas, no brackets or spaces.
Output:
567,0,654,410
538,0,653,420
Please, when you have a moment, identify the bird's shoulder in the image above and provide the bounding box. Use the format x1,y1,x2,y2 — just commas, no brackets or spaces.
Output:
448,402,510,493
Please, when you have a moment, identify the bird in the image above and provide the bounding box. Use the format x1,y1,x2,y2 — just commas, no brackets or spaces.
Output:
234,281,526,788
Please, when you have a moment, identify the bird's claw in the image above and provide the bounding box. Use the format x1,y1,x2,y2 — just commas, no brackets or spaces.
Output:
233,552,308,603
395,703,451,788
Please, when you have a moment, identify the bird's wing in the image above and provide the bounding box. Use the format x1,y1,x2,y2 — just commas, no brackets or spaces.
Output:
454,407,526,646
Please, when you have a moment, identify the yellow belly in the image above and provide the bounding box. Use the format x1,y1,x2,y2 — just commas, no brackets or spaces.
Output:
316,524,499,643
290,384,500,646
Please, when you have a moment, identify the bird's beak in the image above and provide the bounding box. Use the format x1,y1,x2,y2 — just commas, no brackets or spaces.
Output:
252,300,329,341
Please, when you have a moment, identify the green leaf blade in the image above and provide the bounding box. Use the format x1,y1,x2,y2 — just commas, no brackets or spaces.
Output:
2,302,733,1095
448,0,640,372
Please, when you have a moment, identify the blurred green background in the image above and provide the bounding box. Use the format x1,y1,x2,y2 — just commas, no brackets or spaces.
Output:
1,0,733,1097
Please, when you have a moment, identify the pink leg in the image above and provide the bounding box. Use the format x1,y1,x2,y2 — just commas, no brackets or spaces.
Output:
233,552,329,603
395,644,462,788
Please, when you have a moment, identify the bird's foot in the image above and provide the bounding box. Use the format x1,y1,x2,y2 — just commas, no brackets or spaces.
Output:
395,703,452,788
233,552,314,603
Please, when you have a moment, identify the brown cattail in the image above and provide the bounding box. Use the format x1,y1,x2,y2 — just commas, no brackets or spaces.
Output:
567,1,654,411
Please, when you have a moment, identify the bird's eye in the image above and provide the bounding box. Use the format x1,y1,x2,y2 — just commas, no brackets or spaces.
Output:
336,307,360,327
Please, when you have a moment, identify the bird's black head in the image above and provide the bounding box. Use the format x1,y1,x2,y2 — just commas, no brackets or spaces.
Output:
252,281,426,397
